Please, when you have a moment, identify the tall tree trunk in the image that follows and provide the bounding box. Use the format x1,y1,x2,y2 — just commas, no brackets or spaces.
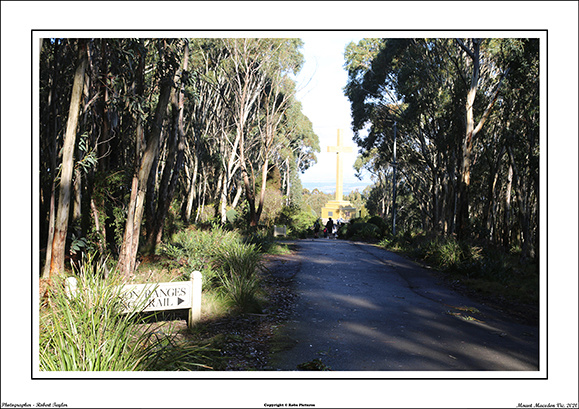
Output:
484,146,505,242
219,172,229,224
72,167,82,227
148,42,189,249
238,123,258,226
184,152,199,223
455,38,481,238
117,77,173,277
503,161,514,248
455,39,509,238
508,146,532,260
231,182,243,210
41,184,56,278
255,158,269,223
41,40,62,278
48,40,87,278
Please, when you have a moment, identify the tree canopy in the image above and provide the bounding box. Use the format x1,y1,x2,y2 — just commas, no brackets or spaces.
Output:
39,38,320,277
344,38,539,260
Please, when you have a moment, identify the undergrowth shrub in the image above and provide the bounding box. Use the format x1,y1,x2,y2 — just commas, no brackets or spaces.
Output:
424,236,464,269
275,205,317,238
367,216,388,237
385,233,524,284
162,226,265,313
162,226,240,289
342,222,381,241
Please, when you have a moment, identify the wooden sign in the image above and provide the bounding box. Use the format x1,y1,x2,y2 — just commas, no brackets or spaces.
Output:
65,271,203,328
119,281,192,313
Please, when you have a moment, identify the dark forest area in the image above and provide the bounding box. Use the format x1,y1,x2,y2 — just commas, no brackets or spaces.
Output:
344,38,539,261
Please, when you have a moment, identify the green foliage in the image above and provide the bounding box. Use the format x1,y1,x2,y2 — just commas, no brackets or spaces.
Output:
301,189,334,218
260,188,285,227
153,200,186,249
337,223,348,238
367,215,388,236
343,38,539,257
112,206,127,251
379,232,538,304
161,226,265,313
162,226,239,288
424,236,465,269
39,253,212,371
226,208,238,223
342,222,381,241
275,205,317,238
69,233,88,255
195,204,217,225
75,132,98,175
214,241,264,313
89,170,131,254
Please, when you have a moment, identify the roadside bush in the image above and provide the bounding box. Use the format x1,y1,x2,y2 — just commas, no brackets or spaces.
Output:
337,223,348,238
457,247,513,283
344,222,380,241
367,216,388,237
243,229,275,252
276,205,317,238
260,188,285,227
424,236,464,269
162,226,240,289
379,231,538,305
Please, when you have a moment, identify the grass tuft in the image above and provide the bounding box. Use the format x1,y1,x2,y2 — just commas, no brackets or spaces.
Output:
39,253,214,371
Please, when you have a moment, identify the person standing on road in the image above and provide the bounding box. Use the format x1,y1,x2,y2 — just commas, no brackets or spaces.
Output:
325,217,334,239
313,219,321,238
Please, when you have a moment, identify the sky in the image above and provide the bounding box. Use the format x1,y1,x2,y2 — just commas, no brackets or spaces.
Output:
293,35,373,194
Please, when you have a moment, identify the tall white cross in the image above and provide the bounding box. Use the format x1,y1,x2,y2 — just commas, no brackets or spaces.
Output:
327,129,353,202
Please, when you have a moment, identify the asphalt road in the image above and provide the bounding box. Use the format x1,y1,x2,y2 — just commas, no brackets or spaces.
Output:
270,238,539,371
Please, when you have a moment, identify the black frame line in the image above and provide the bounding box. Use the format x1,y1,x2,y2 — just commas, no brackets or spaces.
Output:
31,28,548,382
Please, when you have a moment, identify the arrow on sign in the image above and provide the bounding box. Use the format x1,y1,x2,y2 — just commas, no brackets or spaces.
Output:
177,297,185,306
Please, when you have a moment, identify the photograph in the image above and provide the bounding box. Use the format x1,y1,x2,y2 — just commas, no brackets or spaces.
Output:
1,1,577,408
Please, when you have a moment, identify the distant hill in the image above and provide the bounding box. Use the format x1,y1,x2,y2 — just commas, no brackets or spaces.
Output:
302,181,372,195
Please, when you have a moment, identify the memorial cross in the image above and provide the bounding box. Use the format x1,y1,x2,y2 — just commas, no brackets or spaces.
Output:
327,129,353,202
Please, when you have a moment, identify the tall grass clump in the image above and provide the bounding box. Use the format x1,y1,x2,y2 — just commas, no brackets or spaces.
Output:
214,241,264,314
425,236,464,269
39,253,213,371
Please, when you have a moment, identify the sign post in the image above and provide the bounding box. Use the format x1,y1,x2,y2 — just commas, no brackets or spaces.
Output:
188,271,202,328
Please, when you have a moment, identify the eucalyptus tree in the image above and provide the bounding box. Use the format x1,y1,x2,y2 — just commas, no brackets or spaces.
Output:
117,39,179,277
220,38,306,227
179,40,231,224
39,37,320,279
43,39,88,278
452,38,511,238
252,40,305,222
470,38,540,258
276,98,319,205
40,38,152,277
146,40,190,251
344,38,453,233
344,37,538,255
40,38,75,278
